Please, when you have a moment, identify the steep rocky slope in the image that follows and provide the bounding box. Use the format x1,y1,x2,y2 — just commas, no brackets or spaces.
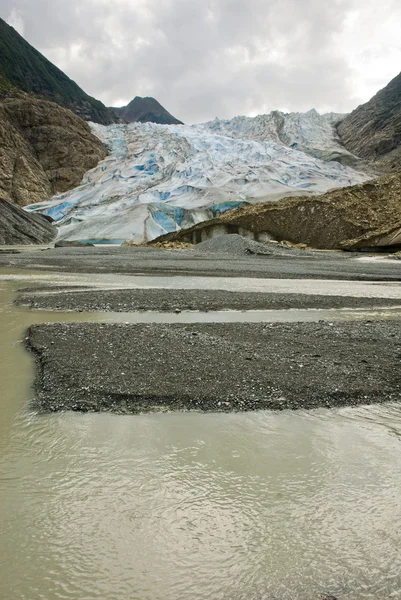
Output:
0,197,55,244
110,96,183,125
154,172,401,250
0,17,115,124
0,97,106,206
338,71,401,170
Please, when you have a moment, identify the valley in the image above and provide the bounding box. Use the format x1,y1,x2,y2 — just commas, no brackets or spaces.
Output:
1,8,401,599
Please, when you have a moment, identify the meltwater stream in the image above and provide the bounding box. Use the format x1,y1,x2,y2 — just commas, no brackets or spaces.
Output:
1,273,401,600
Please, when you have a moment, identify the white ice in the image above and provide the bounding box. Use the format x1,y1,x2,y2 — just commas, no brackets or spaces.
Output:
25,111,370,243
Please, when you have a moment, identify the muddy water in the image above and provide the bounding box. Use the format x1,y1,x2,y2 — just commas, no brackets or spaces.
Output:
2,273,401,599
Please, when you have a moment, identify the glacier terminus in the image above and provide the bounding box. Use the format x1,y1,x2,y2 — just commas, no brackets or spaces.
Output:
26,110,371,244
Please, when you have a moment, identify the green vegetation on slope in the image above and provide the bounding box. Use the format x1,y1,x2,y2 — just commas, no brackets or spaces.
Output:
0,74,23,97
0,18,115,124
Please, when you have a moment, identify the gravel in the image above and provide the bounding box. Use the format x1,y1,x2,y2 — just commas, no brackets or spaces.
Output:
16,287,401,312
1,245,400,281
192,234,317,256
192,234,275,255
27,320,401,414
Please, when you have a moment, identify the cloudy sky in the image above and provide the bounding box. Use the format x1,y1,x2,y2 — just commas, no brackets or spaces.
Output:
2,0,401,123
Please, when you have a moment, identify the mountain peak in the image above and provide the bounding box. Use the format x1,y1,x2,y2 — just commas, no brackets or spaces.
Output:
0,17,116,124
110,96,183,125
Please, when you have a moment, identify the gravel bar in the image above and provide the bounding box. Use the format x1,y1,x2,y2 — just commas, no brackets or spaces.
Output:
16,288,401,312
27,321,401,414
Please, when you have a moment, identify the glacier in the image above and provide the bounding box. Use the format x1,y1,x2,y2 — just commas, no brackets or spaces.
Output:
26,110,370,244
203,109,356,163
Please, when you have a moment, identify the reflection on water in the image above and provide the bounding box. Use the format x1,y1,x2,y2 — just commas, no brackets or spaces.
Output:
1,273,401,600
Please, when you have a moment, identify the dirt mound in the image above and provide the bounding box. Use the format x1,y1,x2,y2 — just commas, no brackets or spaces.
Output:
192,234,319,256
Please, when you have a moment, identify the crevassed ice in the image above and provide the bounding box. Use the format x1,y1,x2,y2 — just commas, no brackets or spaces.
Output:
26,112,370,244
203,109,352,162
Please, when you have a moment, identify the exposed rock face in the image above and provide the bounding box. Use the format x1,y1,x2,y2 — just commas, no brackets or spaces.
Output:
0,17,116,125
110,96,183,125
338,71,401,170
154,172,401,250
0,197,56,244
0,97,107,206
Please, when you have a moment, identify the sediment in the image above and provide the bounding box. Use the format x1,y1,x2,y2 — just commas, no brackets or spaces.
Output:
16,287,401,312
2,245,401,280
27,321,401,414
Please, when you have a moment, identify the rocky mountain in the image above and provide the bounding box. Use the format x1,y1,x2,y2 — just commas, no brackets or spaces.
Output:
155,172,401,250
26,118,368,243
0,97,106,206
0,17,115,124
110,96,183,125
0,197,55,244
338,71,401,170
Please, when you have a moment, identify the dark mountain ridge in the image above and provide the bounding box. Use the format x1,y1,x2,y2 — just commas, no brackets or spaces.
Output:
0,18,183,127
110,96,183,125
0,17,116,124
338,71,401,170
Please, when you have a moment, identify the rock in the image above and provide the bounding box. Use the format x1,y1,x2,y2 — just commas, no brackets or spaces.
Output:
55,240,94,248
0,97,107,206
0,197,56,244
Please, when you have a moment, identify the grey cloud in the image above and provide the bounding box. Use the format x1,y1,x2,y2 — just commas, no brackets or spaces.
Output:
1,0,400,123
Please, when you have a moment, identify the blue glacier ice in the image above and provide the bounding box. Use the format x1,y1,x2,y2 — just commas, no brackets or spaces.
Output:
25,111,370,243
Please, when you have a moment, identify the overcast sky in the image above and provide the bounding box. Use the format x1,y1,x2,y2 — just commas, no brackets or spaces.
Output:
1,0,401,123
